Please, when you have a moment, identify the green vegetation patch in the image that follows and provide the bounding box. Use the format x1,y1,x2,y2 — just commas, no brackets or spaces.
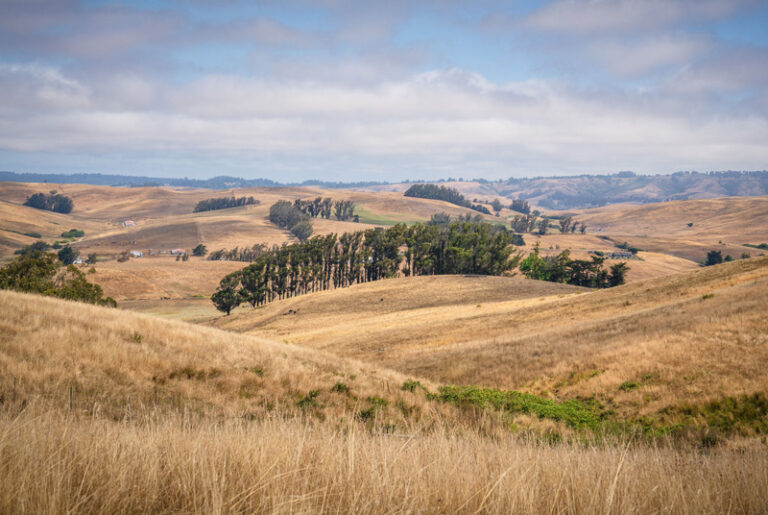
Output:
354,207,421,226
660,393,768,436
437,385,605,429
60,228,84,238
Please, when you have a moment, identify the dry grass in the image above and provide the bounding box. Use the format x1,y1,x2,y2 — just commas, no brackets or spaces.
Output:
217,257,768,418
2,407,767,514
0,289,440,425
89,257,244,300
2,282,768,512
576,196,768,241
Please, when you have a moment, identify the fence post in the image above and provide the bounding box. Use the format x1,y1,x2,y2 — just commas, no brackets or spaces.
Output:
69,385,73,410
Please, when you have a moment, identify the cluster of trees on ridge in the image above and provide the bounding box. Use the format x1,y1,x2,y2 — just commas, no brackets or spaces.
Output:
293,198,357,221
519,244,628,288
23,191,74,213
509,199,531,214
269,201,314,241
211,220,520,314
0,250,116,307
193,196,259,213
510,214,586,235
404,184,491,215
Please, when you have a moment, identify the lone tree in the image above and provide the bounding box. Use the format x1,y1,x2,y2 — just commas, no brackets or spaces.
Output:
558,216,573,234
705,250,723,266
211,287,240,315
290,221,313,242
192,244,208,257
491,198,503,214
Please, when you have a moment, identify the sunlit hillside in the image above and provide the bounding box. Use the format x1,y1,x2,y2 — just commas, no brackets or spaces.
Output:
2,288,768,513
217,256,768,420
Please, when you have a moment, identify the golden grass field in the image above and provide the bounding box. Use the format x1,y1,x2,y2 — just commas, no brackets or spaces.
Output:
2,287,768,513
2,183,768,511
217,256,768,419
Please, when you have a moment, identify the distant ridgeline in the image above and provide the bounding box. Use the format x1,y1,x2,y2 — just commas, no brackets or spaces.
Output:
404,184,491,214
0,171,386,190
193,196,259,213
23,192,74,213
4,170,767,209
497,171,768,209
211,221,520,314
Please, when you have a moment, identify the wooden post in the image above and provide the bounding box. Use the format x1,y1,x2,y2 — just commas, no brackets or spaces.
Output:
69,385,73,410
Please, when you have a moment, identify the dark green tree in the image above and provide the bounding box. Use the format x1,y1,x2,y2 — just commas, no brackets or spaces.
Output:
291,221,313,241
57,246,79,265
704,250,723,266
211,287,240,315
192,244,208,256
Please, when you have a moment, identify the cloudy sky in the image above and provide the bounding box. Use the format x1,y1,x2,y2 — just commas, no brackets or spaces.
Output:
1,0,767,181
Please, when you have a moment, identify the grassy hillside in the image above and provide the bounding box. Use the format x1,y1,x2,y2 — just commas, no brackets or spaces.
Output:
0,289,438,424
2,285,768,512
217,257,768,421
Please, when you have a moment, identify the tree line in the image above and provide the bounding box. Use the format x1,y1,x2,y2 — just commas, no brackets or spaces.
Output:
293,197,357,221
404,184,491,215
519,244,628,288
24,192,74,213
211,220,520,314
193,196,259,213
510,214,586,235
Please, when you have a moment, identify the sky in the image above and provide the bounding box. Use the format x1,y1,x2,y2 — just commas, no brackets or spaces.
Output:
0,0,767,182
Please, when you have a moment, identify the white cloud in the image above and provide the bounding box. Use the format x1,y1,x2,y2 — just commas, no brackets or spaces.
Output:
523,0,756,33
588,34,710,77
0,62,766,177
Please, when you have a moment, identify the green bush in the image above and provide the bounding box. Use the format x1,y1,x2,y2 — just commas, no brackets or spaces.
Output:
60,229,85,238
619,381,639,391
0,252,116,307
401,379,424,392
296,390,320,408
437,385,603,429
330,382,350,394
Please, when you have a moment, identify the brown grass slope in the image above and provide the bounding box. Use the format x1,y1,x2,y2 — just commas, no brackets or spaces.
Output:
217,257,768,419
2,288,768,513
213,274,584,352
0,289,439,425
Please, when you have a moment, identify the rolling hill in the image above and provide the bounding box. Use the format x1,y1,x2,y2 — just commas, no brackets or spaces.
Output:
364,171,768,209
215,256,768,419
1,263,767,512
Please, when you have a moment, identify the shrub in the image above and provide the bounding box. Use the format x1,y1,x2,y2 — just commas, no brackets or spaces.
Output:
401,380,424,392
296,390,320,408
60,229,84,238
330,382,350,394
619,381,639,391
